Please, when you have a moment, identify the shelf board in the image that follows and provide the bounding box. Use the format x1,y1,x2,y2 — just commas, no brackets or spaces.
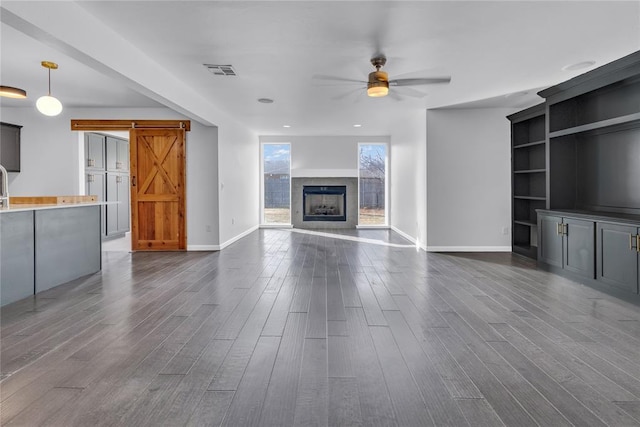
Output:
513,140,545,149
513,196,546,201
549,112,640,138
514,220,537,227
514,169,546,174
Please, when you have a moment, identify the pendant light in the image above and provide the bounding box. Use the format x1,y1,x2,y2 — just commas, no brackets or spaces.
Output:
36,61,63,116
0,86,27,99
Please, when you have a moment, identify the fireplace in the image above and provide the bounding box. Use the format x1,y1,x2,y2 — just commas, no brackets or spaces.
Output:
303,185,347,222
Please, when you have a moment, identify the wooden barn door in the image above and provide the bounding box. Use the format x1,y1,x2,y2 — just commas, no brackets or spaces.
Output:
130,128,186,250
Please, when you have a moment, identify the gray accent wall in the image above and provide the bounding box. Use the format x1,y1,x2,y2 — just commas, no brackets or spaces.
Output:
426,108,515,251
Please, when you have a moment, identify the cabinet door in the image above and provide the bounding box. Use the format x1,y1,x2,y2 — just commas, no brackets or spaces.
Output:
539,214,563,267
106,137,129,171
597,223,639,294
117,174,130,233
563,218,595,278
106,173,118,235
0,123,21,172
86,172,105,236
118,139,129,171
106,137,118,171
85,133,105,169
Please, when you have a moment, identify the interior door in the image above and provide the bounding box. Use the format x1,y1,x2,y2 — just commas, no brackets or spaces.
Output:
130,128,186,250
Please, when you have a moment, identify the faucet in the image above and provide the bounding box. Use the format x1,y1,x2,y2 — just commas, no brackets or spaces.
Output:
0,164,9,208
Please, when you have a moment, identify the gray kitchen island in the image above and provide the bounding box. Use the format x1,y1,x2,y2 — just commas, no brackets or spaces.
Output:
1,202,102,306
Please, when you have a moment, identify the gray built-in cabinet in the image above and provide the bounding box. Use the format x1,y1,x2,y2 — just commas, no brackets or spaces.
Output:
538,212,595,280
508,104,546,259
85,133,130,238
509,50,640,301
0,122,22,172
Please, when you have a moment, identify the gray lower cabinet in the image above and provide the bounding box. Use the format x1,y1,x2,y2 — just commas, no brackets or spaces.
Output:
538,213,594,279
106,172,130,237
1,211,35,305
563,217,595,279
539,214,563,268
597,222,640,294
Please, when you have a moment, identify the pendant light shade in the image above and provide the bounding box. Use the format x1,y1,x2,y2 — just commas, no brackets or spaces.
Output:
36,61,63,116
36,95,63,116
0,86,27,99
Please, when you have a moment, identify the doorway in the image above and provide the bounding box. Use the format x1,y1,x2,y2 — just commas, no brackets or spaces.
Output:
72,119,189,251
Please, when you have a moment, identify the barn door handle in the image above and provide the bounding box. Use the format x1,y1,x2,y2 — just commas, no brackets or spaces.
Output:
132,176,136,187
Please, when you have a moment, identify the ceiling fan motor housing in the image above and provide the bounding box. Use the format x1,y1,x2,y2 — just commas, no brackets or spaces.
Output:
367,70,389,95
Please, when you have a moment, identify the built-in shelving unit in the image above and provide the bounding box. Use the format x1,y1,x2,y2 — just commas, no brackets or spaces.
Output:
528,49,640,301
508,103,546,259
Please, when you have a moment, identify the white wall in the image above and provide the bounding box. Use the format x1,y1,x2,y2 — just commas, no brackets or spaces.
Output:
260,135,389,178
426,108,515,251
217,124,259,247
389,110,427,249
1,107,221,248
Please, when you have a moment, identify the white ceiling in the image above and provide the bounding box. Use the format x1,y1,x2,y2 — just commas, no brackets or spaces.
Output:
1,1,639,135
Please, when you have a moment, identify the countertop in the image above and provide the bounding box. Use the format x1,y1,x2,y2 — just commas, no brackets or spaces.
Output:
0,201,115,214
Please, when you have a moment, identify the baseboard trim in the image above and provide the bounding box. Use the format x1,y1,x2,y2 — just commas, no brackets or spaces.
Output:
186,244,220,251
219,225,260,250
259,224,294,229
356,225,390,230
390,226,427,251
426,246,512,252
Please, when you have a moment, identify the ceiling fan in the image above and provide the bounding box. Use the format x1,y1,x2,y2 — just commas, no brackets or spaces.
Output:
313,56,451,99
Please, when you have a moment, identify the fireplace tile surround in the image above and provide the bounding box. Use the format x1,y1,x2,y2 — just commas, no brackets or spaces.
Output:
292,177,358,229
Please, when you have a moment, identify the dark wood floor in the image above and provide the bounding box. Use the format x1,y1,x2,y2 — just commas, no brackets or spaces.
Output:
2,229,640,426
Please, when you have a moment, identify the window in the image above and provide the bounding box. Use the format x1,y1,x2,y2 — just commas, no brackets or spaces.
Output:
358,143,387,225
262,143,291,224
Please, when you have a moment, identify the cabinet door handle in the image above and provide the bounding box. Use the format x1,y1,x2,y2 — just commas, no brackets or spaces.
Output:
637,235,640,253
631,234,635,250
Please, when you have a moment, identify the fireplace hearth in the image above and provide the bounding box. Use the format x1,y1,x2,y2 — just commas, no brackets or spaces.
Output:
303,186,346,222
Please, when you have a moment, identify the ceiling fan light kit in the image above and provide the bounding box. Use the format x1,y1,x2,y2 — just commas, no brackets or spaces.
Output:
36,61,63,116
367,70,389,97
367,57,389,97
0,85,27,99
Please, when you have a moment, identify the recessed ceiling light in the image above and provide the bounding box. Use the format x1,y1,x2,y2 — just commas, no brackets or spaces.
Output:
561,61,596,71
283,125,291,128
353,124,362,128
257,98,274,103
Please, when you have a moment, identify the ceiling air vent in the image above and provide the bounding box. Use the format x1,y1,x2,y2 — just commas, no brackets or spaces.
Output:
204,64,237,76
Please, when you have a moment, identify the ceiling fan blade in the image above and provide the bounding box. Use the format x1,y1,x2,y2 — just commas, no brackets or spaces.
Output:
332,87,363,100
388,91,403,102
394,86,427,98
312,74,366,84
390,77,451,86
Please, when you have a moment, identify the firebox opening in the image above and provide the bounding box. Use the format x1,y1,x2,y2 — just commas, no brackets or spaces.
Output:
303,185,347,222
